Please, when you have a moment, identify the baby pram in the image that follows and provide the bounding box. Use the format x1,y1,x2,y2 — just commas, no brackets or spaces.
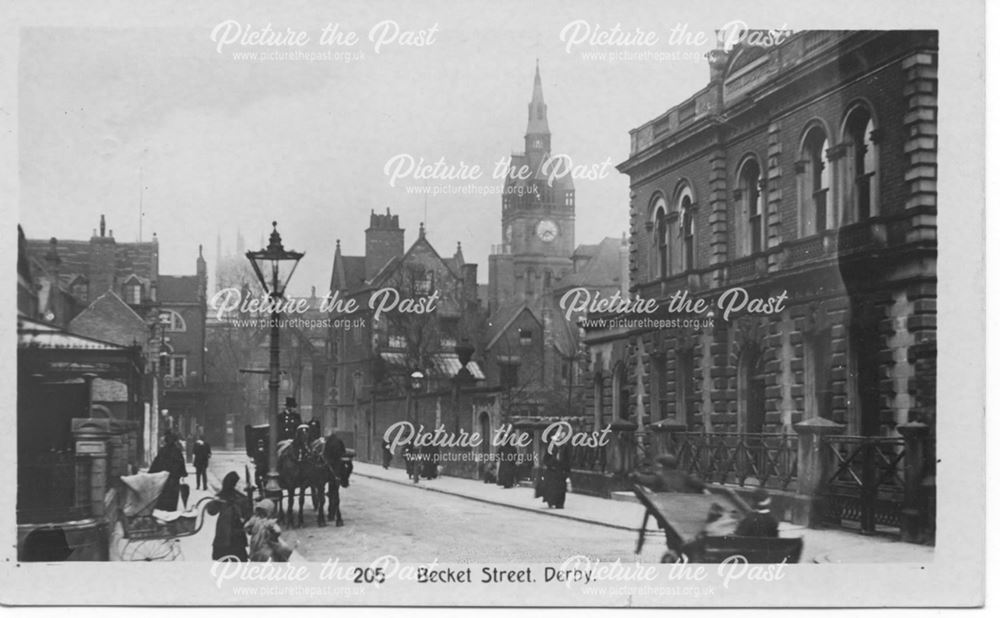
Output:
632,483,803,563
114,471,213,561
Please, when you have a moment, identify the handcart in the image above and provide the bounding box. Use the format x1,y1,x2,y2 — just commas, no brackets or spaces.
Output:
114,471,214,561
632,483,803,564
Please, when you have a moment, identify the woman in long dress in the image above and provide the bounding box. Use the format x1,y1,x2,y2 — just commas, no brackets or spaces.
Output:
539,443,571,509
212,471,250,561
496,442,518,489
148,433,187,512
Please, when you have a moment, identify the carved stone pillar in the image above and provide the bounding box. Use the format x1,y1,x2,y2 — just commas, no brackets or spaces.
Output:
792,417,845,527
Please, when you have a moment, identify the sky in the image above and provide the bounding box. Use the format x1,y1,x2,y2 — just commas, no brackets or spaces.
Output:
17,1,738,296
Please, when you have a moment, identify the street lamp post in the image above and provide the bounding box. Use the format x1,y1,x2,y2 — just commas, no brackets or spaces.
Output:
158,340,168,433
409,369,425,426
146,312,170,461
246,221,304,498
405,369,425,483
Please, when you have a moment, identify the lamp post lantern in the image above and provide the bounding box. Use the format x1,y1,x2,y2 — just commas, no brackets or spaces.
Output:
246,221,304,497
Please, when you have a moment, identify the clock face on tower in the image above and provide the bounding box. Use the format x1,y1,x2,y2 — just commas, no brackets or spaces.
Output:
536,219,558,242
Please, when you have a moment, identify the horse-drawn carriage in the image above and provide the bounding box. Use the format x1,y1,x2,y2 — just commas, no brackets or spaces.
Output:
113,471,215,561
632,483,804,564
244,422,355,527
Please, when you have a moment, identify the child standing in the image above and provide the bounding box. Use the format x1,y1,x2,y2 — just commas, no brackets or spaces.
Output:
244,499,293,562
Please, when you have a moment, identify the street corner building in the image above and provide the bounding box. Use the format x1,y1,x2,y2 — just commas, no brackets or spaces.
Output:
584,31,937,542
16,217,209,560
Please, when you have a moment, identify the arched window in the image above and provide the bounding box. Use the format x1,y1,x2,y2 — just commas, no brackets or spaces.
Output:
799,126,831,236
736,158,764,256
164,309,186,332
124,281,142,304
676,186,696,271
842,106,878,223
652,195,669,278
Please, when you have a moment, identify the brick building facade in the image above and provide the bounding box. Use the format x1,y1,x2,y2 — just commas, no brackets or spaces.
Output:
25,215,209,437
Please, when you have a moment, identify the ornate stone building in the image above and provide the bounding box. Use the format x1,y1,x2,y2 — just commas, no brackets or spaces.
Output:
584,31,937,535
486,63,627,419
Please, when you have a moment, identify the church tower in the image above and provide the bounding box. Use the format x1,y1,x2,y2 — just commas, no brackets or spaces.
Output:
492,61,576,310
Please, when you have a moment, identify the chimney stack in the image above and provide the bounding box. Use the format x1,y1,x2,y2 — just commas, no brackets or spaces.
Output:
365,208,405,281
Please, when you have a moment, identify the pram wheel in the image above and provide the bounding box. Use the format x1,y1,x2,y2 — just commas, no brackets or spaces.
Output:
660,550,687,563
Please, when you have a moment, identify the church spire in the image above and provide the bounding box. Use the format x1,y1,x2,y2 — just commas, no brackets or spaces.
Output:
525,60,550,152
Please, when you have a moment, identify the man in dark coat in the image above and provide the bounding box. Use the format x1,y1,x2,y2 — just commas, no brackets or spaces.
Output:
149,433,188,511
193,436,212,490
278,398,302,442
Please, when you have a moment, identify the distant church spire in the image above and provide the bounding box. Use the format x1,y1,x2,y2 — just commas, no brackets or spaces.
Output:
525,60,550,153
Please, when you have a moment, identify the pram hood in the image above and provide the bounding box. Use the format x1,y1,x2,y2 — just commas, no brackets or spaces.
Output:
120,471,170,517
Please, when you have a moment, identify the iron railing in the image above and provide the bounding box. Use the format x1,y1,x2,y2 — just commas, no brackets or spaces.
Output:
569,441,608,474
822,435,907,531
643,430,799,491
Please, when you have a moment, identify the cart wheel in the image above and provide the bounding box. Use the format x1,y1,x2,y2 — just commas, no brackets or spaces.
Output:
660,550,687,563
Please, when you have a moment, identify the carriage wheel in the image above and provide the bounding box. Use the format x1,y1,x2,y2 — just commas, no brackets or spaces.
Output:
120,538,182,561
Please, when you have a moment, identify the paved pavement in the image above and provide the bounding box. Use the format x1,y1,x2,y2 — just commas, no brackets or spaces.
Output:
347,460,934,564
122,450,933,564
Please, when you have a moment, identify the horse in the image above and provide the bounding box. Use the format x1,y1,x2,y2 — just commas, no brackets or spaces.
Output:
318,432,354,527
276,426,354,527
276,425,319,527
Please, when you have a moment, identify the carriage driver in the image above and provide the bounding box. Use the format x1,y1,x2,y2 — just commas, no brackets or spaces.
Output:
278,397,303,442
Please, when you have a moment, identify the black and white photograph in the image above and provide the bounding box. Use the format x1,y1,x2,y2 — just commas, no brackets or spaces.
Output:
1,0,987,608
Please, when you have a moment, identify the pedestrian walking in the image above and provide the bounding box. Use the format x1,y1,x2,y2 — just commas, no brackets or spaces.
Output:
211,471,250,561
381,438,393,469
148,432,187,512
421,444,440,479
403,443,419,483
496,442,518,489
538,436,571,509
193,435,212,490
